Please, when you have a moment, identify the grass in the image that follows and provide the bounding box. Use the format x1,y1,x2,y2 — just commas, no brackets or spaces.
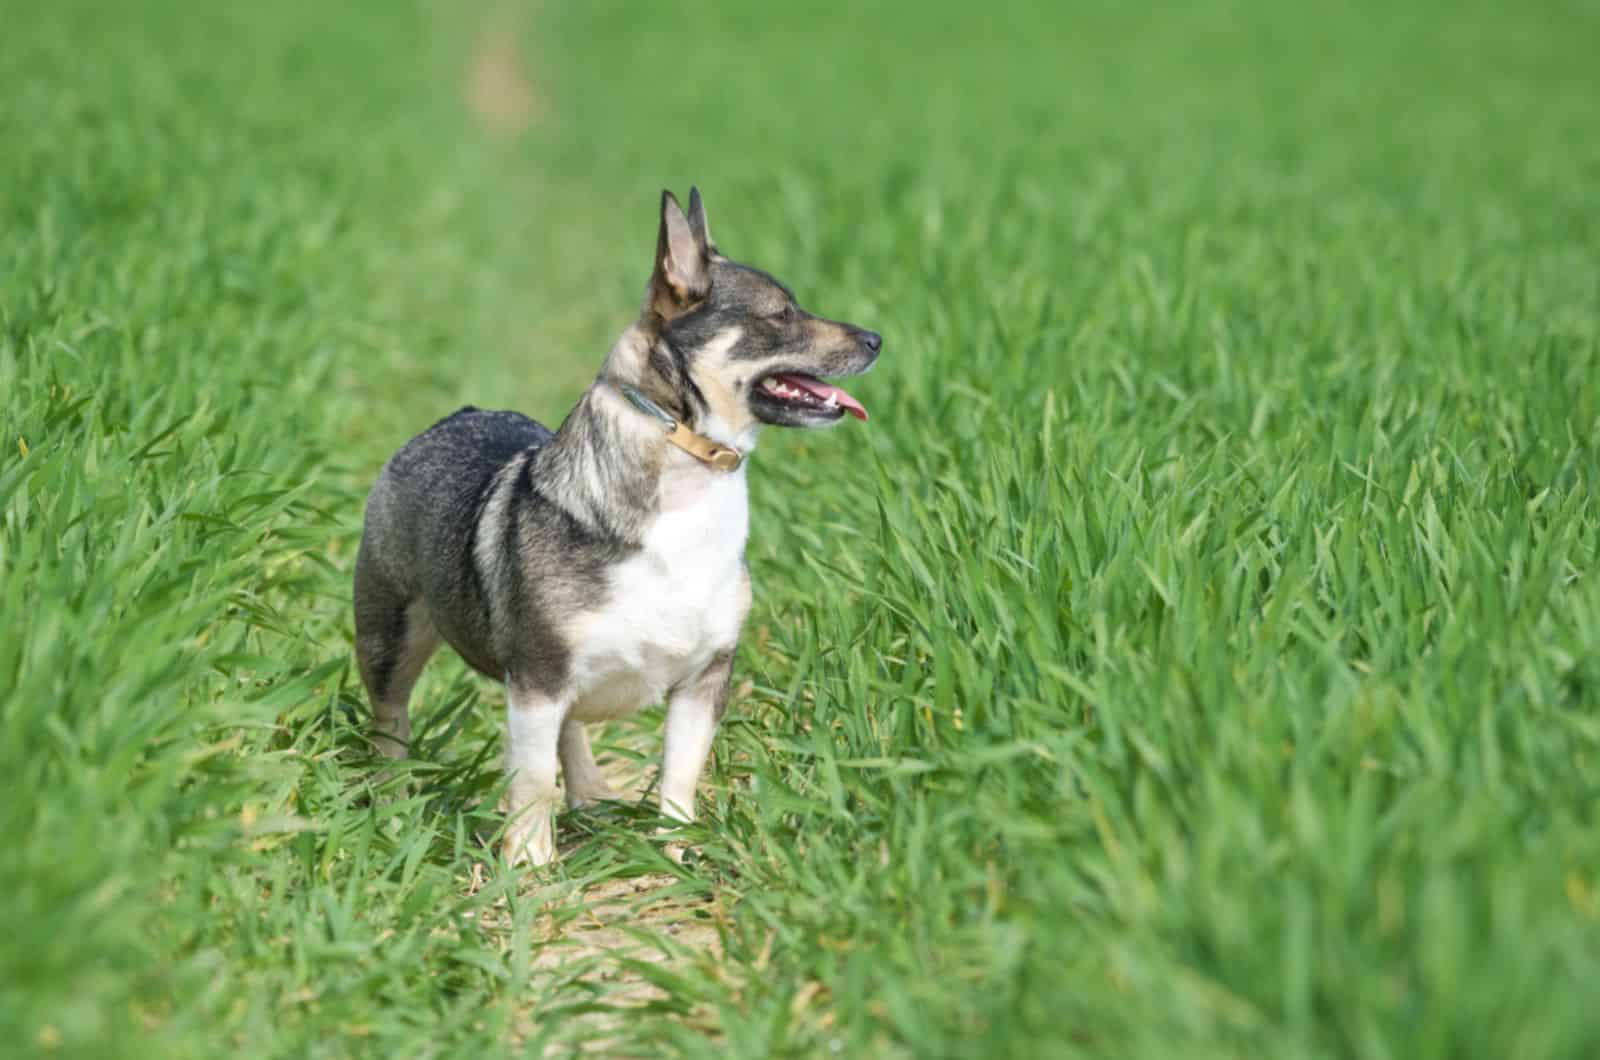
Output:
3,0,1599,1055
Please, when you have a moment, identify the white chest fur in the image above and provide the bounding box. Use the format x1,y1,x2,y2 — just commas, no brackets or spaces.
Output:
566,458,751,721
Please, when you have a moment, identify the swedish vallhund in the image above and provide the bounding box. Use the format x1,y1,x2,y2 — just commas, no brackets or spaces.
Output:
354,188,881,866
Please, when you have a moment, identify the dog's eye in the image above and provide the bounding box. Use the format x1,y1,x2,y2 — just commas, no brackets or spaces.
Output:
770,304,796,324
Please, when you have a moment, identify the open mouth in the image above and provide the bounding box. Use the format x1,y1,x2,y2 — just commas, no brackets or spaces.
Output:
755,372,868,421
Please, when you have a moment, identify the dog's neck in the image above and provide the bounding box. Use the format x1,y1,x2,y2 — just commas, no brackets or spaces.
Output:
535,325,756,543
615,384,745,472
604,324,761,443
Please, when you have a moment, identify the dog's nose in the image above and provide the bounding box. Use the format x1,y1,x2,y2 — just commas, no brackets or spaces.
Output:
859,330,882,354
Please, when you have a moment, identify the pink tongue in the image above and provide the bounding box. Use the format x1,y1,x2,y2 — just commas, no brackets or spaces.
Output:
774,373,869,421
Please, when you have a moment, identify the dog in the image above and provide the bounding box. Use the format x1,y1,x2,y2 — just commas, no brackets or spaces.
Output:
353,188,881,866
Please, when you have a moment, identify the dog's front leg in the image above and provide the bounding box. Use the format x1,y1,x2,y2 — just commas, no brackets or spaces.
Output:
503,682,570,867
660,651,734,824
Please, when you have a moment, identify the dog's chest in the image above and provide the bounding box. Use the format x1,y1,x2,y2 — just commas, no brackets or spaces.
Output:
568,468,750,718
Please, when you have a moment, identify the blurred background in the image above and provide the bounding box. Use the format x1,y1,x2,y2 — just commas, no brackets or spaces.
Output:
5,0,1599,1056
13,0,1594,445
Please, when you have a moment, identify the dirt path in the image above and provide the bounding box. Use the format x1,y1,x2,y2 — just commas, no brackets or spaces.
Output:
487,718,732,1052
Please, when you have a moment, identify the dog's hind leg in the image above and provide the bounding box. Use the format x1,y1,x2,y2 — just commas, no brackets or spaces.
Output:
354,555,440,759
559,719,619,809
503,682,571,867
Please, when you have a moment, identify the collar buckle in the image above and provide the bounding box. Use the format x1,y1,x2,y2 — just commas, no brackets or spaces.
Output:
619,383,742,472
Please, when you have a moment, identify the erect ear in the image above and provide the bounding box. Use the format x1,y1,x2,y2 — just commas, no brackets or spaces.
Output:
685,186,716,256
649,189,710,319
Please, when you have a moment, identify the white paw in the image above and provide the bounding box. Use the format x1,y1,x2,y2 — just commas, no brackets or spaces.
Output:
655,824,699,866
502,814,555,868
565,784,620,811
373,734,409,760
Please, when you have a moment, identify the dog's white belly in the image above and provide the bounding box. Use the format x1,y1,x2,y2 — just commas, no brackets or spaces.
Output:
565,465,750,722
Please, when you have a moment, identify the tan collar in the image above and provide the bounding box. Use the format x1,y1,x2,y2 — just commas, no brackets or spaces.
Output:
618,384,743,472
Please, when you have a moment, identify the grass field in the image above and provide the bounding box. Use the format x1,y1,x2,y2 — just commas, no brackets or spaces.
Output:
4,0,1600,1055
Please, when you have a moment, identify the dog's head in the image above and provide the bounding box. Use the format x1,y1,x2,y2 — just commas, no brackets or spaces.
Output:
637,188,881,431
